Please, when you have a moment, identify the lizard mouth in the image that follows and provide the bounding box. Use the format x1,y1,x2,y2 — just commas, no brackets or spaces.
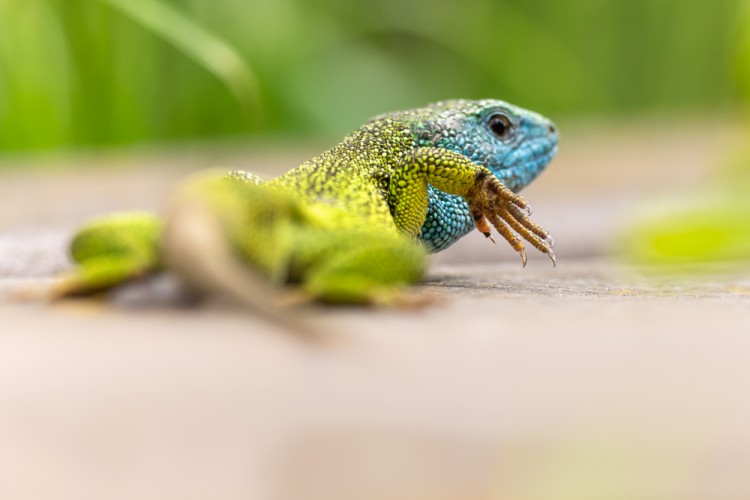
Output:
532,138,558,168
506,134,558,169
495,134,558,192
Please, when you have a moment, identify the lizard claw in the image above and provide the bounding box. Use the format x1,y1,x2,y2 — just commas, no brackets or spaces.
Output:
548,250,557,268
469,167,557,268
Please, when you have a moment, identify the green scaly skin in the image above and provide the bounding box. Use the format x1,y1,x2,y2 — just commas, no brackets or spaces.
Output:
60,100,558,304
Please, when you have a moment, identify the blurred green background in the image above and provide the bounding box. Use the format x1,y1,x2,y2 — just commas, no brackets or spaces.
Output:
0,0,743,153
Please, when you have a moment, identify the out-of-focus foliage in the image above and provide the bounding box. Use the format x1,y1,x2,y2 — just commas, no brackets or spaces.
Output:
619,134,750,268
0,0,740,152
619,1,750,269
619,192,750,268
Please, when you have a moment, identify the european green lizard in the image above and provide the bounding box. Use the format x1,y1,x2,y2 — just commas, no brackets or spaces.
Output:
60,100,558,304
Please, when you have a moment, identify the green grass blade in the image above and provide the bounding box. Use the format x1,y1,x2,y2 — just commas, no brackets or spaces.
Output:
98,0,263,127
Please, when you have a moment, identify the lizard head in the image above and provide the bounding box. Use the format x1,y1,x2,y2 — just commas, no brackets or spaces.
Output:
380,99,558,193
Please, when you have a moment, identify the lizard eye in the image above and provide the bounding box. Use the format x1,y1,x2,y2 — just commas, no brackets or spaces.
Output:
488,114,512,139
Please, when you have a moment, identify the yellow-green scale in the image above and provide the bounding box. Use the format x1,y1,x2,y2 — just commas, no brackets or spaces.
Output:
270,119,417,234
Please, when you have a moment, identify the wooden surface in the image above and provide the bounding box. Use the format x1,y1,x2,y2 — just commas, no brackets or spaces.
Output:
1,120,749,499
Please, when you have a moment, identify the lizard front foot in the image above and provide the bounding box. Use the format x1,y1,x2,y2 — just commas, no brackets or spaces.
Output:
467,168,556,267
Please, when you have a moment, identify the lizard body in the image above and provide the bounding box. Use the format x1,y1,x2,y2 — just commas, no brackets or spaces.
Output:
63,99,558,304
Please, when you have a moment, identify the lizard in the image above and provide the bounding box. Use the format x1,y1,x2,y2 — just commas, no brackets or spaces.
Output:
59,99,559,305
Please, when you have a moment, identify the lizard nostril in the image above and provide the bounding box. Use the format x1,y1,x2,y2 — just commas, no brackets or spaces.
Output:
548,124,557,135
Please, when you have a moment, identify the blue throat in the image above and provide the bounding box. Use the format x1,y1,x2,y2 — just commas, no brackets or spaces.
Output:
418,188,475,252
